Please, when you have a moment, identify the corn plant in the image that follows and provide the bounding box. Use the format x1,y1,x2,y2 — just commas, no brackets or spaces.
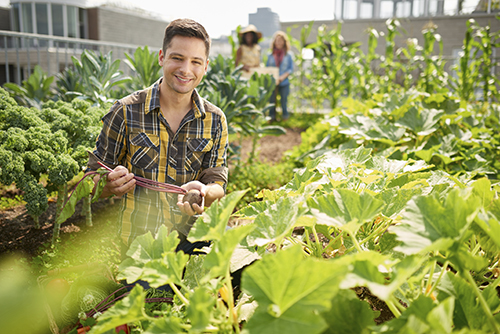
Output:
474,20,500,102
417,23,448,94
306,23,363,109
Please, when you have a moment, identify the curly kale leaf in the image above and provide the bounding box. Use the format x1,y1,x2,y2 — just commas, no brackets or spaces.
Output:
0,87,18,110
21,178,49,218
48,154,80,187
0,146,24,186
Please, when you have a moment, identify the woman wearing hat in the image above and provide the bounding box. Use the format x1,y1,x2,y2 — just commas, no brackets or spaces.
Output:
236,24,262,72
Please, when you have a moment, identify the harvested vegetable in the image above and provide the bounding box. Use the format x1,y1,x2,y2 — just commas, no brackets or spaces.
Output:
97,161,186,194
182,189,203,209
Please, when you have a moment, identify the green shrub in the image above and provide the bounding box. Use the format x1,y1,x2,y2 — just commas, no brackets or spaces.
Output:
227,160,295,209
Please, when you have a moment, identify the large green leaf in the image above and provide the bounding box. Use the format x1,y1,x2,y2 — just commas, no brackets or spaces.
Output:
339,252,425,302
186,286,216,331
320,289,377,334
470,178,495,209
391,189,480,255
142,317,184,334
396,106,444,136
380,295,455,334
317,146,373,173
188,190,247,242
376,187,422,218
246,196,304,247
141,250,190,287
203,223,256,278
309,189,384,235
473,211,500,250
90,285,148,333
117,227,181,283
242,246,350,334
437,272,496,332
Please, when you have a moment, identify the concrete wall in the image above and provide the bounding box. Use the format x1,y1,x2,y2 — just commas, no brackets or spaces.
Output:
282,14,500,59
90,6,167,50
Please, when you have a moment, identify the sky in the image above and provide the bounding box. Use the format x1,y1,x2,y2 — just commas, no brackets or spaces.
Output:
0,0,336,39
127,0,336,38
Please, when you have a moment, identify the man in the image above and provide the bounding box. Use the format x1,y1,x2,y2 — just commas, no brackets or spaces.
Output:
87,19,228,255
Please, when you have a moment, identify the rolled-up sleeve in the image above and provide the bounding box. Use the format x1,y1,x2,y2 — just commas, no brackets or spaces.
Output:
200,110,228,188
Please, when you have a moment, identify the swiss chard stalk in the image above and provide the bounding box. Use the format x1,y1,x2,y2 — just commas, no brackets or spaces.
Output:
97,161,187,194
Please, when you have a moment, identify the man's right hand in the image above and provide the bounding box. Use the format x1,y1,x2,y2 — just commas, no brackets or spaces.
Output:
95,165,136,198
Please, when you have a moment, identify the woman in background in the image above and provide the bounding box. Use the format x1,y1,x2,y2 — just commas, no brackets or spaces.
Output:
266,31,294,122
236,24,262,73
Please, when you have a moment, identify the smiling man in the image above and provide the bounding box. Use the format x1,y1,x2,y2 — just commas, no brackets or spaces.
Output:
87,19,228,256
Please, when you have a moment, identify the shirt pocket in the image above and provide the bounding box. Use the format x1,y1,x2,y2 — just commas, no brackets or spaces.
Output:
184,137,213,173
129,132,159,171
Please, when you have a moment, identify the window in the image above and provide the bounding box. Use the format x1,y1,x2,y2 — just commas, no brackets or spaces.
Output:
360,0,374,18
52,4,64,37
21,3,33,33
380,0,395,17
67,6,78,38
343,0,359,19
79,8,87,39
36,3,48,35
11,3,20,32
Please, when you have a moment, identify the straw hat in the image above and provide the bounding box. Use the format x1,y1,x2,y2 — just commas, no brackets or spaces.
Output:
238,24,263,40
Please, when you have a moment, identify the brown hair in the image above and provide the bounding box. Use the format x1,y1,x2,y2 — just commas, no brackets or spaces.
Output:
271,31,291,52
162,18,211,58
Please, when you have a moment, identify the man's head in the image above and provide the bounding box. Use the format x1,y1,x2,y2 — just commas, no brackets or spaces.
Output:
163,19,211,59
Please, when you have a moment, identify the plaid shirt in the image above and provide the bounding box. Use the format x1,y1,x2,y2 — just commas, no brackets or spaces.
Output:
88,79,228,245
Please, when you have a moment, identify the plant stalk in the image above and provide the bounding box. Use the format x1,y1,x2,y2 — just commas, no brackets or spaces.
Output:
464,270,500,334
169,283,189,306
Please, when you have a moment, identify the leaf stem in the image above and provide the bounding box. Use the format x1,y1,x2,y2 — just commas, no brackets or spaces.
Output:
425,257,436,297
427,260,449,299
225,268,240,334
464,270,500,334
350,232,363,253
169,283,189,306
385,298,402,318
311,225,322,257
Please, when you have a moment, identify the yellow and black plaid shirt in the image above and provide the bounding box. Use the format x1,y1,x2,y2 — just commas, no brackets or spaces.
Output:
88,79,228,245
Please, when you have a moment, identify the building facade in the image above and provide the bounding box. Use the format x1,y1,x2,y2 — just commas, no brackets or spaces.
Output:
0,0,169,85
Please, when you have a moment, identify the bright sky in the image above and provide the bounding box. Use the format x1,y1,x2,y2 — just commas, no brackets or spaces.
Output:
130,0,336,38
0,0,336,39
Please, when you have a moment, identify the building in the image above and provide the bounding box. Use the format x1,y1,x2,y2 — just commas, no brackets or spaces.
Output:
0,0,169,85
249,7,281,39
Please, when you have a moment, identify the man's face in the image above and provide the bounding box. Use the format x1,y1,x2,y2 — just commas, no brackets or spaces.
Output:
158,36,209,96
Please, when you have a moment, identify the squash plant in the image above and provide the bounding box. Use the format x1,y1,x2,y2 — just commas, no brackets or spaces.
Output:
288,89,500,179
76,146,500,334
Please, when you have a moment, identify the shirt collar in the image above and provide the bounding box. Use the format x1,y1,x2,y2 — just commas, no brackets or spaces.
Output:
145,77,205,119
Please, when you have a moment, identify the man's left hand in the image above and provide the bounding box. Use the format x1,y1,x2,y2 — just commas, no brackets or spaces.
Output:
177,181,206,216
